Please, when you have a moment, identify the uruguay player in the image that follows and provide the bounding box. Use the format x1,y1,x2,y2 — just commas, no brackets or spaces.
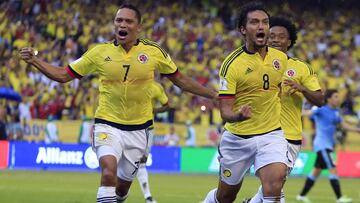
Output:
297,89,360,203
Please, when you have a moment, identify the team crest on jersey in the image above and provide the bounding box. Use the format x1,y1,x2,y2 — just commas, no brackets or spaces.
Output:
286,69,296,77
138,53,149,64
272,59,281,71
223,168,232,177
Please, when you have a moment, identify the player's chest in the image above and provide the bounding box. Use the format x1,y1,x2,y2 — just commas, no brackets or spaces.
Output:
98,52,155,80
236,59,284,88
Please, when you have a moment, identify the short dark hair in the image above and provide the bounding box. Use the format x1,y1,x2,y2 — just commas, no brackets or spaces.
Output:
119,4,141,23
325,89,338,104
237,2,270,29
270,16,298,49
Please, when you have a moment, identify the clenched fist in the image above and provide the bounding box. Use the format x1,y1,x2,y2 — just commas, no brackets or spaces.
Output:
19,47,38,64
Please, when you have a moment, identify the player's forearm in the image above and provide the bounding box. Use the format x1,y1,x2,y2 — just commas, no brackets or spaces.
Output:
154,104,170,113
31,58,72,83
302,109,312,117
302,89,324,107
220,110,242,123
167,73,215,99
341,122,360,133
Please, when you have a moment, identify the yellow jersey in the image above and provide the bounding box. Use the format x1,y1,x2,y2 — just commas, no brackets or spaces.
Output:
281,58,321,141
67,39,177,130
219,46,287,135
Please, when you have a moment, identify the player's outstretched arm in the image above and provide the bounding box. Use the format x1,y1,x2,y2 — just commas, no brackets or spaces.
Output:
341,121,360,133
219,99,251,123
166,72,217,99
284,79,324,106
19,47,73,83
153,103,170,114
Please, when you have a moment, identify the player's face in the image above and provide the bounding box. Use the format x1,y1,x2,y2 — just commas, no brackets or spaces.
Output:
114,8,141,45
268,26,290,53
328,92,340,107
241,10,269,48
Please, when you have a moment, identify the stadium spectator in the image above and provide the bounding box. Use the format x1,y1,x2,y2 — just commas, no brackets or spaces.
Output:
164,125,179,146
203,2,291,203
243,16,323,203
0,0,359,149
44,115,59,144
19,4,216,203
78,115,93,144
297,89,360,203
185,120,196,147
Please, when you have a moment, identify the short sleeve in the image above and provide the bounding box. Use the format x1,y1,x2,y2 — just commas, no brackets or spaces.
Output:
301,64,321,91
68,47,98,79
311,106,320,115
154,49,178,75
218,63,237,98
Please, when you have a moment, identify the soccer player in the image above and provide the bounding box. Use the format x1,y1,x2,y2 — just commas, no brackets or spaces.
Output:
19,4,217,203
296,89,359,203
135,81,169,203
202,2,291,203
243,16,324,203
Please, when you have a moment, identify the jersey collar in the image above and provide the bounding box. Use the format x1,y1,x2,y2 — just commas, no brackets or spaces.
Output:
243,45,268,55
113,39,140,46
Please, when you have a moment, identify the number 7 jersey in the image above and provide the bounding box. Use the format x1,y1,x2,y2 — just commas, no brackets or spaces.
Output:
218,46,287,135
67,39,177,126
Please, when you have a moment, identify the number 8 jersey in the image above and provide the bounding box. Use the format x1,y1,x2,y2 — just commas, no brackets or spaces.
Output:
218,46,287,136
67,39,177,127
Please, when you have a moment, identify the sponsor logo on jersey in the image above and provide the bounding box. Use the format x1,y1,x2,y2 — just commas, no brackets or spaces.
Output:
104,56,112,62
245,67,253,75
138,53,149,64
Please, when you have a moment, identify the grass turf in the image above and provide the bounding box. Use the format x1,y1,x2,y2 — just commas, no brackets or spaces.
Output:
0,170,359,203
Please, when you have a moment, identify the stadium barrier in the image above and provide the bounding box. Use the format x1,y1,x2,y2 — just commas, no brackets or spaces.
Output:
337,151,360,177
22,120,219,146
1,141,359,177
0,141,9,169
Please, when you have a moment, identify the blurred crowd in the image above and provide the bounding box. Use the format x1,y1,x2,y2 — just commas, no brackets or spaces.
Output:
1,0,360,140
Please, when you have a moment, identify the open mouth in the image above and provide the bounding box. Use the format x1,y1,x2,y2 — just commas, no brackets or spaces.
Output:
118,30,128,39
256,32,265,39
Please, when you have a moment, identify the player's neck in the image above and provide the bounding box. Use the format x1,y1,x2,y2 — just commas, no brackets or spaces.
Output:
245,42,267,59
118,39,139,52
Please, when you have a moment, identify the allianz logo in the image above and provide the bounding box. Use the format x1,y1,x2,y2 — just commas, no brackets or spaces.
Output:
36,146,99,169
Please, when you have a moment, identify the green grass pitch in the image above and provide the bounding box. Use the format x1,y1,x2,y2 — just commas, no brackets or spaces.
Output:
0,170,359,203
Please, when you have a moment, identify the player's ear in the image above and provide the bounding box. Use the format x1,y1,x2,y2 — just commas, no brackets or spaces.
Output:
239,26,246,36
136,23,142,33
287,40,291,48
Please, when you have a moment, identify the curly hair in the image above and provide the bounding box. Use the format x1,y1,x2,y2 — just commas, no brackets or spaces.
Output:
270,16,298,49
237,2,270,29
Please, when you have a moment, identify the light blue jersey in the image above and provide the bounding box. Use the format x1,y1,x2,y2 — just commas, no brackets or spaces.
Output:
312,105,342,152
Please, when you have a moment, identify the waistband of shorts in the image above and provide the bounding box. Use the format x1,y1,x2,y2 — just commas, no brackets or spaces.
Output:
95,118,153,131
286,139,302,145
229,127,282,139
